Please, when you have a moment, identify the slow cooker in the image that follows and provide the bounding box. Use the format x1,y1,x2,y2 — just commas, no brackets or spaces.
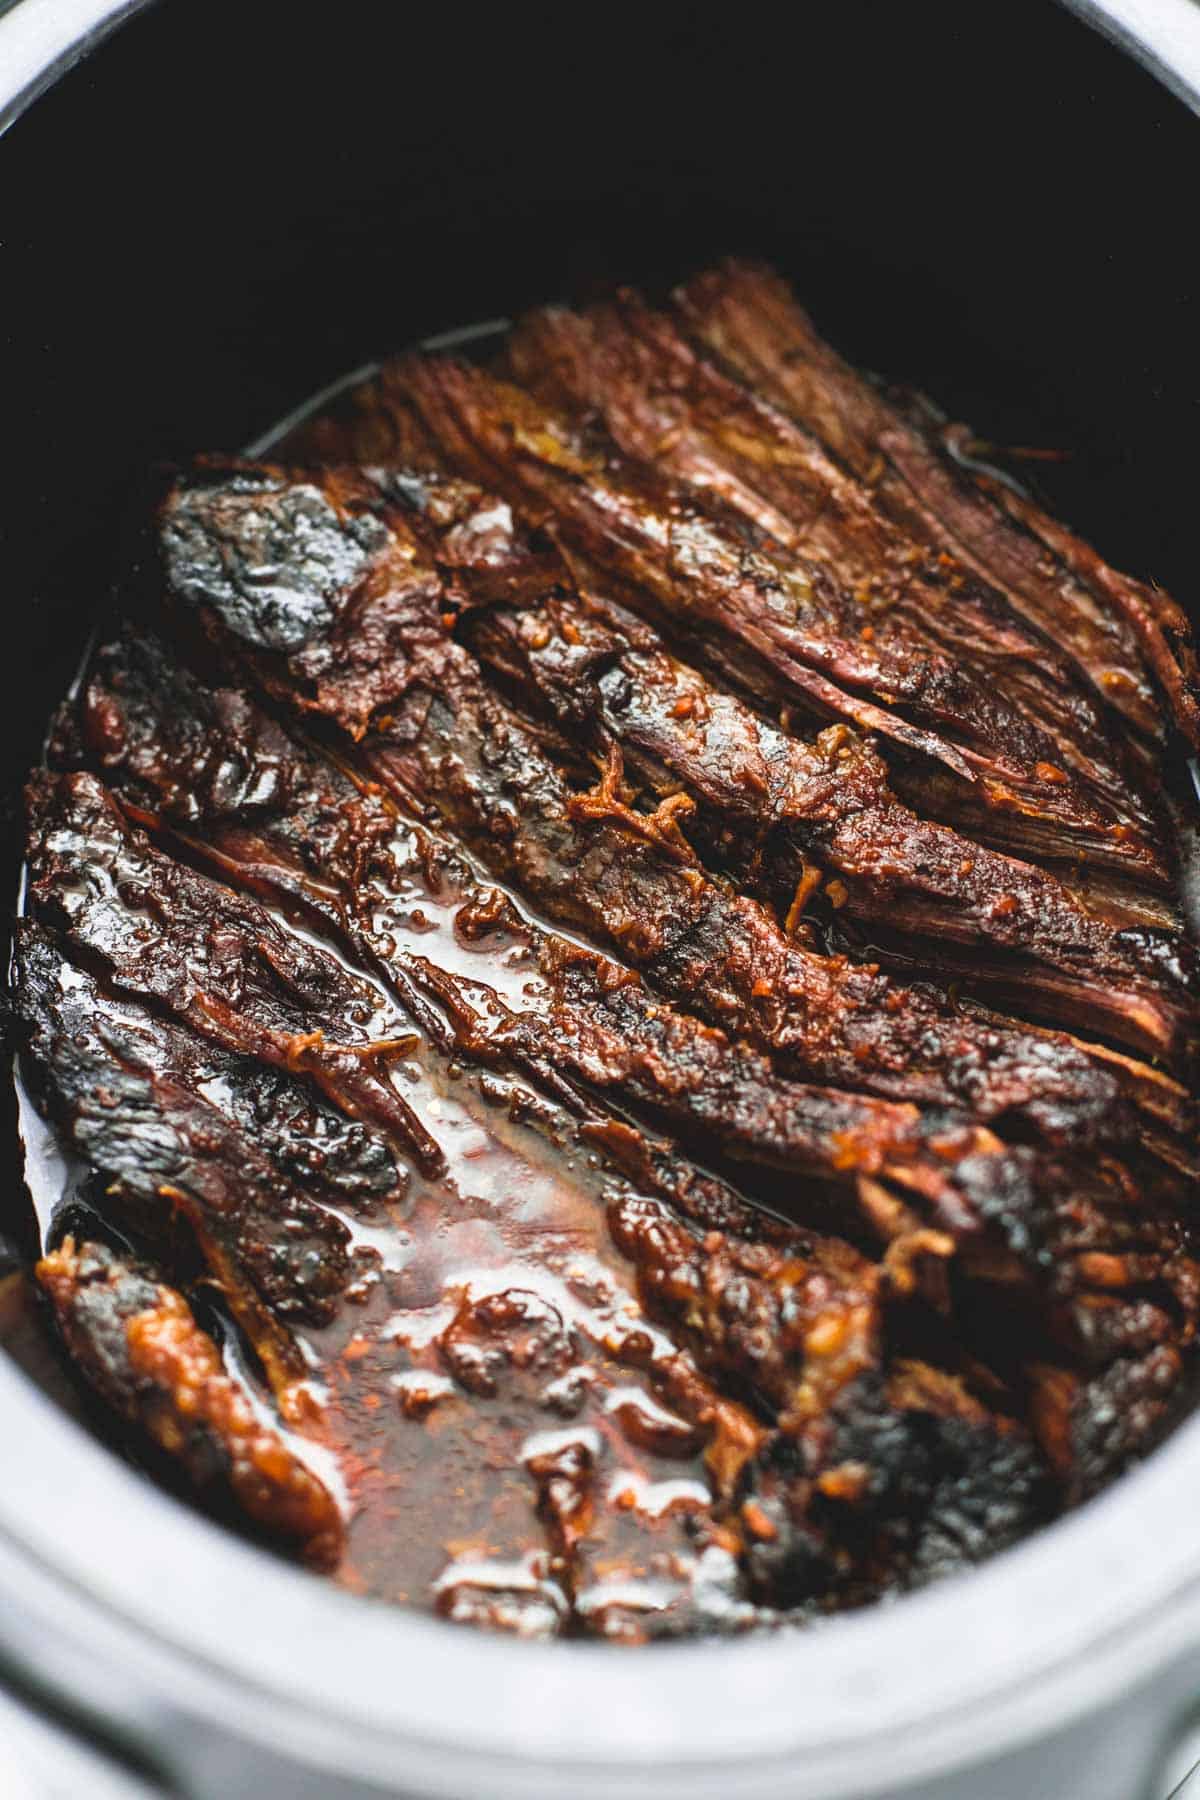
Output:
2,3,1199,1794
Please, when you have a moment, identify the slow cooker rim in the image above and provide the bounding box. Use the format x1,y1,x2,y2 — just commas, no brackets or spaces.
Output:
2,2,1199,1795
1064,0,1200,113
3,1342,1200,1798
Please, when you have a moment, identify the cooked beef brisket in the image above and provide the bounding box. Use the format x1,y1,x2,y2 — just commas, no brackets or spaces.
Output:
468,591,1196,1062
35,1237,344,1567
676,261,1200,752
11,262,1198,1636
70,627,1192,1348
390,356,1170,886
70,631,1025,1206
155,461,1145,1151
505,292,1147,813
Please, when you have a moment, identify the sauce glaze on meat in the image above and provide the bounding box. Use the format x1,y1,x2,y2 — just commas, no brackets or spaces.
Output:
10,263,1199,1639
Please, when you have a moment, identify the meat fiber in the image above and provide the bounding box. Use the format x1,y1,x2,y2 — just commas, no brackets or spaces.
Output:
11,262,1198,1637
388,356,1170,887
505,292,1149,816
676,261,1200,752
469,590,1196,1063
68,626,1195,1352
153,460,1147,1153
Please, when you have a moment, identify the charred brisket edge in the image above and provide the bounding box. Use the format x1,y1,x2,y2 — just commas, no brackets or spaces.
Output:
33,1233,343,1567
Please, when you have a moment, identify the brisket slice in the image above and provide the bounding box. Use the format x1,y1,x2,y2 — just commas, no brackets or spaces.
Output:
676,260,1200,753
18,910,399,1221
71,633,1200,1380
35,1236,343,1567
386,356,1169,887
505,292,1152,818
469,590,1196,1066
12,922,359,1376
154,460,1133,1153
74,626,1121,1279
24,768,444,1179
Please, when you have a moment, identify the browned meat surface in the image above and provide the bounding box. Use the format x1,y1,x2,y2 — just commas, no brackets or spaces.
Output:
505,292,1147,816
19,783,1062,1624
676,260,1200,752
67,626,1198,1374
36,1238,343,1567
469,591,1196,1064
10,261,1198,1637
155,461,1148,1153
24,768,441,1177
388,357,1170,887
69,631,1156,1254
12,919,379,1384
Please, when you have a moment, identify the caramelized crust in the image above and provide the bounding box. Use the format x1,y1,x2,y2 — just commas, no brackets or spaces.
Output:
12,262,1198,1633
37,1238,343,1566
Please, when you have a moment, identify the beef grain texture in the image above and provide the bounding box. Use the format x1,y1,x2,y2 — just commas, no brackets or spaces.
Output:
11,261,1199,1638
156,459,1149,1154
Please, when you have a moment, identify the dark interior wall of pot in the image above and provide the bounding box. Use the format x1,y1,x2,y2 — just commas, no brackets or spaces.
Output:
1,0,1197,838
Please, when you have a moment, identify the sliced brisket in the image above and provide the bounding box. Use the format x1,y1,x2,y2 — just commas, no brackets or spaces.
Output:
676,261,1200,752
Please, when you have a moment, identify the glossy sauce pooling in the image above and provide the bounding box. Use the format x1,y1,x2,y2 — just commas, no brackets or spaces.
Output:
238,1025,757,1638
210,781,773,1632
